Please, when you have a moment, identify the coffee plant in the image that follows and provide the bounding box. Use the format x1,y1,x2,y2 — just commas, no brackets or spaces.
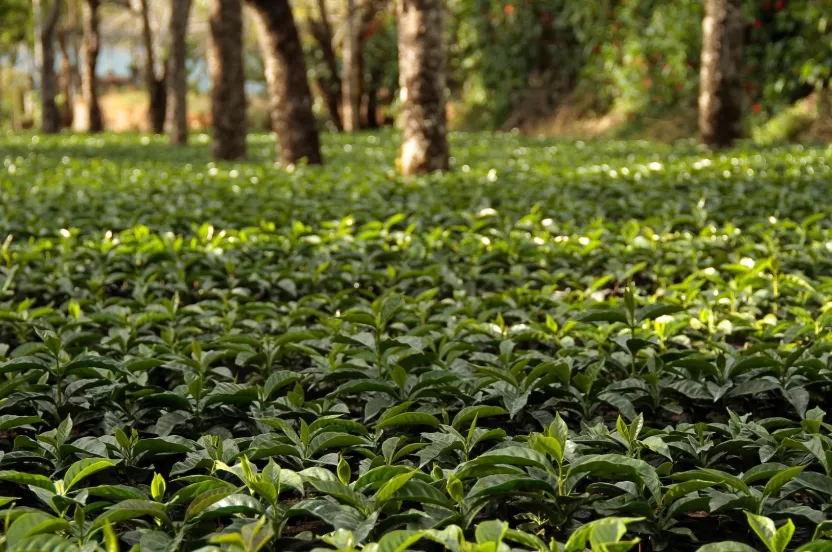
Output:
0,131,831,551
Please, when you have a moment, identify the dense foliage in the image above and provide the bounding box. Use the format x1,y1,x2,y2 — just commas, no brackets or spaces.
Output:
1,132,832,551
445,0,832,127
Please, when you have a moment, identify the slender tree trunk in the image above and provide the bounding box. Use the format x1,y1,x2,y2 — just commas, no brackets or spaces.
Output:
70,0,84,94
342,0,361,132
58,27,74,128
247,0,322,166
208,0,247,160
34,0,62,134
82,0,103,132
699,0,744,147
397,0,449,175
366,67,380,128
139,0,167,133
308,0,342,130
166,0,192,145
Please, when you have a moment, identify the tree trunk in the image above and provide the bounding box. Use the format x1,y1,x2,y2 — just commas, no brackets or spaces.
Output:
208,0,247,160
308,0,342,130
166,0,192,145
366,67,380,129
34,0,62,134
247,0,322,166
139,0,167,133
397,0,449,175
58,27,74,128
82,0,103,132
699,0,744,147
342,0,361,132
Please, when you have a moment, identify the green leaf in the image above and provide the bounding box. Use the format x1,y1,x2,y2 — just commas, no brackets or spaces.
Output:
451,405,507,429
695,543,758,552
662,480,716,507
568,454,662,503
762,465,805,497
7,534,80,552
467,474,557,500
91,500,170,530
63,458,120,491
305,478,367,511
151,473,166,502
636,304,683,324
464,446,551,473
56,415,72,448
0,416,43,432
475,519,508,544
196,493,263,520
565,517,644,552
0,471,55,492
375,412,440,429
576,309,629,325
374,470,417,506
184,488,236,521
337,456,351,486
0,357,50,376
375,530,425,552
6,513,70,547
746,512,794,552
355,466,412,490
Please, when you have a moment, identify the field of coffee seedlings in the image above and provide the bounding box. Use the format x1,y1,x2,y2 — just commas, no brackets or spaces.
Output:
0,132,831,552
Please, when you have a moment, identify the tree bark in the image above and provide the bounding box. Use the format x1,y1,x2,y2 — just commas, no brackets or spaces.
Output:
139,0,166,133
82,0,103,132
208,0,247,160
34,0,62,134
166,0,192,145
342,0,361,132
247,0,322,166
307,0,342,130
58,26,75,128
699,0,744,147
366,67,380,129
397,0,449,175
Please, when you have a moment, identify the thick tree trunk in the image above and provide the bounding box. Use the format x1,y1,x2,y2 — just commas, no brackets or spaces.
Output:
208,0,247,160
247,0,322,166
34,0,62,134
139,0,167,133
308,0,342,130
82,0,103,132
342,0,361,132
699,0,744,147
166,0,193,145
397,0,449,175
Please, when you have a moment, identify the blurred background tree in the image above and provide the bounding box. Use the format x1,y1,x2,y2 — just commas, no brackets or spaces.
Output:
1,0,831,143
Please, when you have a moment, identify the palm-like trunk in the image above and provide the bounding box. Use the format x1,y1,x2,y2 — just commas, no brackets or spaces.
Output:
699,0,744,147
247,0,322,166
166,0,193,145
397,0,449,175
34,0,62,134
208,0,247,160
82,0,103,132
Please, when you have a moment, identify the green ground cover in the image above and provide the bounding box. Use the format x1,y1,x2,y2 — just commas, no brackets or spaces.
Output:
0,132,831,551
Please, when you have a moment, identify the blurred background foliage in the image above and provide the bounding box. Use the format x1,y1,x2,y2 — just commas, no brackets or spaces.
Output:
3,0,832,140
